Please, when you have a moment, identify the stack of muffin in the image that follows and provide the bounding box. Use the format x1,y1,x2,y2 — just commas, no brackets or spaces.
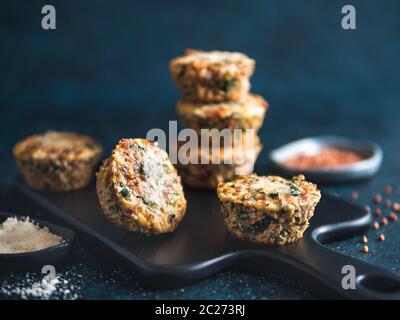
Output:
169,49,268,189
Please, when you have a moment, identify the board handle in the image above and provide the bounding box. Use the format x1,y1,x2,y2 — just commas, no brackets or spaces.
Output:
281,241,400,299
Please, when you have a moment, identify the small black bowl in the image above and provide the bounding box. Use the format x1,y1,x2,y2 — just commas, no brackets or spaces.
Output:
269,136,383,184
0,212,75,269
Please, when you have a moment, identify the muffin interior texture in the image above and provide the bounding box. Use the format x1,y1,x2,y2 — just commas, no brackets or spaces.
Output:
96,138,187,234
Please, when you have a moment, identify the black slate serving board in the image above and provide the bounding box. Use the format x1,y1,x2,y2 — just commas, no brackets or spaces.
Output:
13,179,400,299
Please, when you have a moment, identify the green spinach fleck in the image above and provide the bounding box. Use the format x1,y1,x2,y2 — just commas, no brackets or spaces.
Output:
139,196,158,208
120,188,130,198
244,216,273,236
217,79,237,93
268,192,279,199
289,177,301,196
138,162,147,177
177,65,186,78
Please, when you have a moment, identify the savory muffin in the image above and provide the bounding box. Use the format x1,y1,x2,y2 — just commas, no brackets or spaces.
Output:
177,94,268,133
96,138,187,234
179,159,259,190
170,49,255,102
176,134,262,190
217,175,321,245
13,131,102,192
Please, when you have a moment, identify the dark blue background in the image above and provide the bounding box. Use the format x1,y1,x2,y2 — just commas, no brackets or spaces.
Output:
0,0,399,299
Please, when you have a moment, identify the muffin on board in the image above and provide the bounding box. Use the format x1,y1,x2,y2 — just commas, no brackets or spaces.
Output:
217,175,321,245
170,49,255,102
96,138,187,234
13,131,102,192
177,94,268,133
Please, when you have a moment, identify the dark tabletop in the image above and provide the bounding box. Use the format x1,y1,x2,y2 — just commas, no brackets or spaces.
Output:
0,0,399,299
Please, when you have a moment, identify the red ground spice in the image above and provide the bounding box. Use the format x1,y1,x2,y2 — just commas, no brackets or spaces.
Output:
284,147,363,170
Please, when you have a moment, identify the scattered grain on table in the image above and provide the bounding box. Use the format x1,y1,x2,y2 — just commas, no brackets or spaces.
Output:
360,235,368,244
374,208,381,217
351,191,359,201
373,194,382,204
384,185,393,195
389,212,398,222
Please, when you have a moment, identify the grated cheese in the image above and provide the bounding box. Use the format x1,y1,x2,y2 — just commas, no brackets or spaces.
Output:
0,217,63,254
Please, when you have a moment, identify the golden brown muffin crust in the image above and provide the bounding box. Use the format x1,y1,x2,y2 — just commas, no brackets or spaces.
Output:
169,49,255,102
13,131,102,192
217,175,321,245
177,94,268,132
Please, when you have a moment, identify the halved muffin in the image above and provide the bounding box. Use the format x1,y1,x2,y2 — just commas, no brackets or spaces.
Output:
177,94,268,133
96,138,186,234
170,49,255,102
13,131,102,192
217,175,321,245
